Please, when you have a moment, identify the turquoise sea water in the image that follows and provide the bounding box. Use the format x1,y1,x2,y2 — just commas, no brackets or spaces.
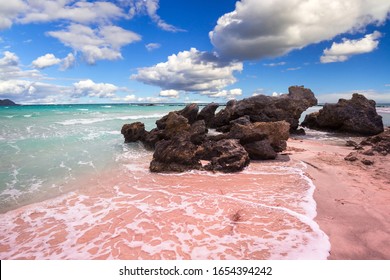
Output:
0,104,183,212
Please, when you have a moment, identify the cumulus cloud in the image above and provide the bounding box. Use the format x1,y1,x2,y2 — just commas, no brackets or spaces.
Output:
317,89,390,103
18,0,124,25
0,1,27,29
210,0,390,61
132,48,243,93
145,43,161,51
0,51,42,80
48,24,141,64
320,31,382,63
159,89,180,98
207,88,243,100
73,79,119,98
32,53,61,69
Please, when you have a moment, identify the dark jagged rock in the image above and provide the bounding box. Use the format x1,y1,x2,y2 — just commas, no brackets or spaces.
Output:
121,122,147,143
201,139,250,173
210,99,237,129
176,103,199,125
302,93,383,136
121,86,317,173
161,112,190,138
344,153,359,162
197,102,219,126
143,128,165,149
216,115,252,133
189,120,208,145
150,133,202,173
252,121,290,152
0,99,18,106
156,103,199,129
243,140,277,160
359,127,390,155
227,123,267,144
209,86,317,131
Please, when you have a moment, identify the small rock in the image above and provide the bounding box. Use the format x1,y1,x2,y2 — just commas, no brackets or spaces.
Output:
361,158,374,165
344,153,358,162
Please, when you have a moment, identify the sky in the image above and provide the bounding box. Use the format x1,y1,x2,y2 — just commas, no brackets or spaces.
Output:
0,0,390,104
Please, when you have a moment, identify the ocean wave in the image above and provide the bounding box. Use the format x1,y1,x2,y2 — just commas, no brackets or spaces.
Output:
56,113,165,125
376,107,390,113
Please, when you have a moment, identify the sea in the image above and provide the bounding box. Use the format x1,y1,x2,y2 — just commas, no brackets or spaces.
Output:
0,103,389,260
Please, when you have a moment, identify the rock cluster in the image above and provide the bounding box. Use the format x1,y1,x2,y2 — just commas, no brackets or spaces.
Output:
121,86,318,173
344,128,390,165
302,93,384,135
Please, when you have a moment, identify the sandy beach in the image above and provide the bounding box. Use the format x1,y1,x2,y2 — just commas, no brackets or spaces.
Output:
287,137,390,259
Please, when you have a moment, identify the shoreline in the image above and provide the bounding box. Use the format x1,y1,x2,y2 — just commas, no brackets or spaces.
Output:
287,137,390,259
0,135,389,259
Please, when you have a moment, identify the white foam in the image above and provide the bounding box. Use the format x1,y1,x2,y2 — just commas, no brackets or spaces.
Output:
376,107,390,113
56,113,165,126
23,115,32,118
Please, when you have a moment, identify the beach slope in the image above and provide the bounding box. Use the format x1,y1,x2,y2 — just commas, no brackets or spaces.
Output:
288,138,390,259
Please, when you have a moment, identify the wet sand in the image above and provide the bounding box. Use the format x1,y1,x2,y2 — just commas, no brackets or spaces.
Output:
287,138,390,259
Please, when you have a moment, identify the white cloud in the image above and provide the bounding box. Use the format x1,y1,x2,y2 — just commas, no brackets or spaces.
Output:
19,1,124,25
32,53,61,69
73,79,118,98
263,62,286,67
320,31,382,63
286,67,302,71
208,88,242,99
0,51,42,80
48,24,141,64
145,43,161,51
61,53,76,70
128,0,184,32
0,1,27,29
210,0,390,61
132,48,243,93
159,89,180,98
317,89,390,103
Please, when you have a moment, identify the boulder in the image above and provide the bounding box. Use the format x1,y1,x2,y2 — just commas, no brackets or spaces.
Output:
209,86,317,131
156,103,199,129
252,121,290,152
162,112,190,138
243,139,277,160
301,93,384,135
121,122,147,143
197,102,219,126
189,120,208,145
150,133,202,173
201,139,250,173
210,99,237,128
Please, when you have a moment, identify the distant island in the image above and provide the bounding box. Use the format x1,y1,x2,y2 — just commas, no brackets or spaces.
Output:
0,99,19,106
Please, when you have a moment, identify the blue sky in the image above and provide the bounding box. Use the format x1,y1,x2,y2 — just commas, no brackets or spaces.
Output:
0,0,389,104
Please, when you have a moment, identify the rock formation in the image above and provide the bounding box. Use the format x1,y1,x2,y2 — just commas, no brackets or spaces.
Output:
120,86,320,173
302,93,384,135
209,86,317,132
344,128,390,165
